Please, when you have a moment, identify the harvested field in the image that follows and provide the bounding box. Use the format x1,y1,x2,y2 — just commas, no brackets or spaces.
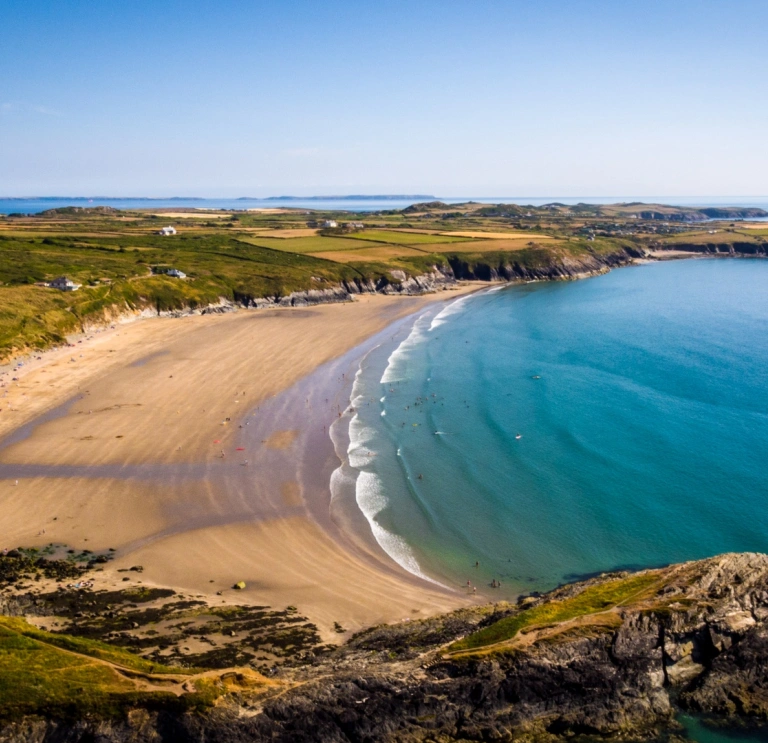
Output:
440,230,538,239
430,237,554,253
661,231,765,245
343,230,471,245
147,212,232,219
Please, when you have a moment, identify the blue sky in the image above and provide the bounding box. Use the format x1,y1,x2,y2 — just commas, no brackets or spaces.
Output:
1,0,767,197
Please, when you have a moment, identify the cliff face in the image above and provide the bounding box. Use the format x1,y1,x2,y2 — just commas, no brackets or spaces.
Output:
6,553,768,742
447,246,642,282
655,241,768,257
145,247,641,319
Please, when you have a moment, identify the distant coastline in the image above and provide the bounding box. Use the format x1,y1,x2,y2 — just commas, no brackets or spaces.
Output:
3,194,768,216
260,194,436,201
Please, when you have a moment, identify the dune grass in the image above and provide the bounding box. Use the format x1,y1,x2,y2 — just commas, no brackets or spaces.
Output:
447,572,661,654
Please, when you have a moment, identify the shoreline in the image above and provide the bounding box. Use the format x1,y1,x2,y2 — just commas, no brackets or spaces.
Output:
0,253,754,638
0,284,485,639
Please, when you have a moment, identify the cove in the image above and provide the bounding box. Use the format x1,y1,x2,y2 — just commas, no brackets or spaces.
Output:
343,258,768,595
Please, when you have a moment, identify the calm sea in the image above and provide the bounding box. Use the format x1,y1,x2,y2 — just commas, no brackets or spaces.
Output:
341,258,768,595
2,196,768,215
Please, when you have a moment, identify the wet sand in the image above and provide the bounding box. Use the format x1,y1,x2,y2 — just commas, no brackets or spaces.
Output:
0,288,482,637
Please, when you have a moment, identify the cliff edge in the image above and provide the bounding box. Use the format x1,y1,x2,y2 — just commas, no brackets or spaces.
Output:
3,553,768,741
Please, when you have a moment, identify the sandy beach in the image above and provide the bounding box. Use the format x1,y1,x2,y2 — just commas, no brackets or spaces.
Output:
0,286,482,637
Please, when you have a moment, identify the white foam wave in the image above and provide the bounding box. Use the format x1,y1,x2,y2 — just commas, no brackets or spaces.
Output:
355,471,442,586
329,464,356,506
342,334,445,588
429,294,473,331
380,311,432,384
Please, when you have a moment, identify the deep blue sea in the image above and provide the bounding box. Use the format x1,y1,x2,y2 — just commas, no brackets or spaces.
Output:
343,258,768,595
2,196,768,215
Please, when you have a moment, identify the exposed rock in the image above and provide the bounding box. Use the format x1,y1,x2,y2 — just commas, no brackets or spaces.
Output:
5,553,768,741
654,241,768,257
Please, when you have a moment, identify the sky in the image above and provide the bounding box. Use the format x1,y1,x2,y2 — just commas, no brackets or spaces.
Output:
1,0,767,198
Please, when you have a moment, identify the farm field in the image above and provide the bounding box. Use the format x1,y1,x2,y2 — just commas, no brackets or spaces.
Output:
313,246,434,263
0,200,762,358
249,228,320,238
339,230,472,245
428,237,556,253
660,231,765,245
238,235,373,253
440,230,540,239
149,212,232,219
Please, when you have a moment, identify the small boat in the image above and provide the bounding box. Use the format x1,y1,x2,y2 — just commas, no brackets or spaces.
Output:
515,434,523,440
531,375,541,380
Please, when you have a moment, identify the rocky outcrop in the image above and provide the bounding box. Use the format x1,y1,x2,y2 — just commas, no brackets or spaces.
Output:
654,241,768,257
629,207,767,222
6,554,768,742
230,267,458,309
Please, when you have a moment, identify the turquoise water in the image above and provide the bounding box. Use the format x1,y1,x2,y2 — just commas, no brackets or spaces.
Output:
677,715,768,743
346,259,768,595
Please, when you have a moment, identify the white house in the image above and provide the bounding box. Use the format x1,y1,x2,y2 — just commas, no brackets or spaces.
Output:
166,268,186,279
159,226,177,236
346,221,365,230
49,276,81,292
322,220,338,229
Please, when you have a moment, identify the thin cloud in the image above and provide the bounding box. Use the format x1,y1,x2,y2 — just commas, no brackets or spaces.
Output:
1,102,63,117
283,147,324,158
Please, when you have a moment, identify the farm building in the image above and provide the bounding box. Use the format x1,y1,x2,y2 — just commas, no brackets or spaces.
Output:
166,268,186,278
159,226,177,236
49,276,81,291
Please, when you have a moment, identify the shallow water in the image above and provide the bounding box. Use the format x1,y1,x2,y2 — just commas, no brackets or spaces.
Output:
677,715,768,743
344,259,768,595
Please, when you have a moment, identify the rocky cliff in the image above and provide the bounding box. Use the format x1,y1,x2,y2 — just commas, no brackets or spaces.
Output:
447,245,643,282
654,241,768,257
4,553,768,742
141,246,642,320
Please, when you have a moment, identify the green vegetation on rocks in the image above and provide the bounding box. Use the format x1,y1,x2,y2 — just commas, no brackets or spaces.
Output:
448,572,661,653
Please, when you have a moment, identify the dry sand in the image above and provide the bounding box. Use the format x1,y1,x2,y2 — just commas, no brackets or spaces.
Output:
0,287,483,636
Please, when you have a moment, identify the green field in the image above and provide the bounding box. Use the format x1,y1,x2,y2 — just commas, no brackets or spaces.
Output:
0,202,756,360
239,235,374,253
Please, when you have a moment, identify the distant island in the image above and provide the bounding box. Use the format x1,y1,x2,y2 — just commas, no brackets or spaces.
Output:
257,194,436,201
